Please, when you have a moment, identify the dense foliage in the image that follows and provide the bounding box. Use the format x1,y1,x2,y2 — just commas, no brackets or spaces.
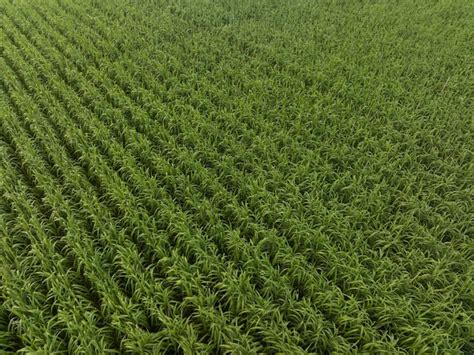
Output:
0,0,473,353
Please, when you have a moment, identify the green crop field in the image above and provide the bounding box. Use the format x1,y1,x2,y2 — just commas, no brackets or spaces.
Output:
0,0,473,353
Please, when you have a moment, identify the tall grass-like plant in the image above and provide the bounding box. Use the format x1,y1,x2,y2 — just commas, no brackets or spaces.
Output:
0,0,472,353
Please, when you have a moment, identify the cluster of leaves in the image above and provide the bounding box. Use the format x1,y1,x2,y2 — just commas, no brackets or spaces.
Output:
0,0,472,353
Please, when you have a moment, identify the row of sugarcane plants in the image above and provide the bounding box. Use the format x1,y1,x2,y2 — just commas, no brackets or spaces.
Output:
1,0,472,353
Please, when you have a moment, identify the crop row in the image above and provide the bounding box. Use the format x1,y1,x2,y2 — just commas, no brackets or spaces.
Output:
1,0,472,353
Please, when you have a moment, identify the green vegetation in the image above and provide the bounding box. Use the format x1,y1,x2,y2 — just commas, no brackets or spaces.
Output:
0,0,473,353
